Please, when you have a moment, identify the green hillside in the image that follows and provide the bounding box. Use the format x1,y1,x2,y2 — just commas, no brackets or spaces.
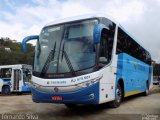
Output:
0,37,34,65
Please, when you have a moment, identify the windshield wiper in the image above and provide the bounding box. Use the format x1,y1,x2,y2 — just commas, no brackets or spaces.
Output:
61,42,76,76
40,42,56,76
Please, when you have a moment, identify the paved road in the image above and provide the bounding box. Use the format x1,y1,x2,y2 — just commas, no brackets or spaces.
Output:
0,93,160,120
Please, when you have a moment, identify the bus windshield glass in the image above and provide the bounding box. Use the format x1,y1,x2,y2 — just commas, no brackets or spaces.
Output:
34,19,98,74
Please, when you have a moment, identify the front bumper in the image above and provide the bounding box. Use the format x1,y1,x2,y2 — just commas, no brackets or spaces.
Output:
31,83,99,104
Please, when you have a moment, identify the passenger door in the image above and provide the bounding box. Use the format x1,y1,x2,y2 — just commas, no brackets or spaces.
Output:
13,69,21,91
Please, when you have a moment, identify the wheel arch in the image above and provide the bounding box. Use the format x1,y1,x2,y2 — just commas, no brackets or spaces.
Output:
146,80,149,89
2,85,11,91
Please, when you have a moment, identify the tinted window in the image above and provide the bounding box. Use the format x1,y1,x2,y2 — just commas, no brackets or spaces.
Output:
116,27,151,65
99,18,116,63
0,68,12,81
98,18,116,68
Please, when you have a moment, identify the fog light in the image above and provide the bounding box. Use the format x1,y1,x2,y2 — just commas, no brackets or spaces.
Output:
88,93,95,99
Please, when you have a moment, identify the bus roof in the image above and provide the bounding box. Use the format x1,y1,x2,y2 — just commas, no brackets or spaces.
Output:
0,64,32,69
45,13,119,27
44,13,151,56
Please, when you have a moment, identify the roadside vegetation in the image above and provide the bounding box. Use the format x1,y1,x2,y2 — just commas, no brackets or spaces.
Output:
0,37,34,65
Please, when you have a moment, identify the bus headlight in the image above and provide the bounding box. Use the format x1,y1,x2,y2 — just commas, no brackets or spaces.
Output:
76,75,103,88
30,81,42,88
24,82,31,86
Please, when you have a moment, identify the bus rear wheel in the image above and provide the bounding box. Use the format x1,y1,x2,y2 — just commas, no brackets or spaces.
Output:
143,81,149,96
109,84,122,108
2,86,11,95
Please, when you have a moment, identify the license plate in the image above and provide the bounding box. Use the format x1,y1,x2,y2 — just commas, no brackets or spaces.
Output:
51,96,63,101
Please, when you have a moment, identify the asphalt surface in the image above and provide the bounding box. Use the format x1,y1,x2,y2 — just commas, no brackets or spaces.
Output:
0,91,160,120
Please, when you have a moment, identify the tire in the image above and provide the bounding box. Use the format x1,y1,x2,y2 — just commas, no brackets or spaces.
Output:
109,84,122,108
143,81,149,96
17,92,22,95
65,104,77,109
2,86,11,95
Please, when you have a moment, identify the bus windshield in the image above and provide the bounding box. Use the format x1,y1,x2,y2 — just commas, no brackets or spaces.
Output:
34,19,98,75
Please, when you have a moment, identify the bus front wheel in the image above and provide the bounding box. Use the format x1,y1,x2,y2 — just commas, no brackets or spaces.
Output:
109,84,122,108
2,86,11,95
65,104,77,109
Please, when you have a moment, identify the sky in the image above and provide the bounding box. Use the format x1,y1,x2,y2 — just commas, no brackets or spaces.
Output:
0,0,160,62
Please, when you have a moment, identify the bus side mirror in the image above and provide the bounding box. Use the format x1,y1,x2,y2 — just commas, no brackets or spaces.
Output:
93,24,108,44
22,35,39,53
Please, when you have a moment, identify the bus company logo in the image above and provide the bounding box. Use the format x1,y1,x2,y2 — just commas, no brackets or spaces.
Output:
47,81,50,84
133,61,138,69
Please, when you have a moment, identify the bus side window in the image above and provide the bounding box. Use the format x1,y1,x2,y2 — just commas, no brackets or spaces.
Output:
99,29,109,68
1,68,12,81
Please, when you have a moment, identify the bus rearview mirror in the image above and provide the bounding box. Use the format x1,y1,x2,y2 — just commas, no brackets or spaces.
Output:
93,24,108,44
22,35,39,53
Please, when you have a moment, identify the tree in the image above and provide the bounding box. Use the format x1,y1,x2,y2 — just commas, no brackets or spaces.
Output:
153,63,160,76
0,37,35,65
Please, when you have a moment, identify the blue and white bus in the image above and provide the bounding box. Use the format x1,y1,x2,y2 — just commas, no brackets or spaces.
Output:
0,64,32,95
22,14,152,108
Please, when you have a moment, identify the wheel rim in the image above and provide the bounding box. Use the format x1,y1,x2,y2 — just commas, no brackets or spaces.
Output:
146,84,149,94
3,87,10,95
4,88,9,94
116,86,122,103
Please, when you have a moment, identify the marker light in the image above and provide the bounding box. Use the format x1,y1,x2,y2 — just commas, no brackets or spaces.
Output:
30,81,42,88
